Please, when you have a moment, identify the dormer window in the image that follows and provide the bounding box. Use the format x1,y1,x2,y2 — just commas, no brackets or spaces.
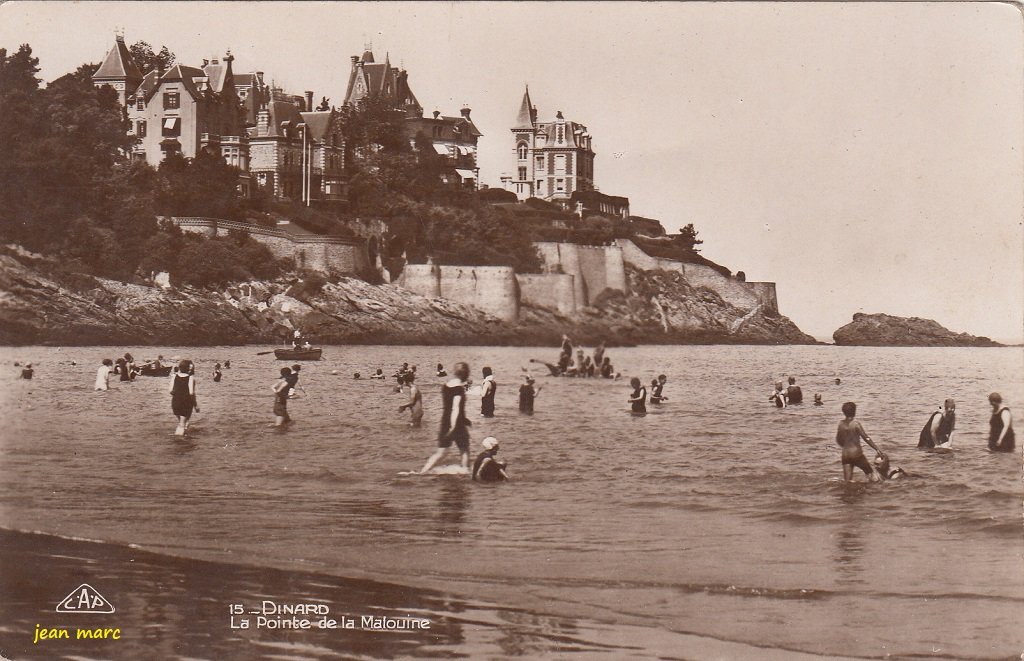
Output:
136,97,144,111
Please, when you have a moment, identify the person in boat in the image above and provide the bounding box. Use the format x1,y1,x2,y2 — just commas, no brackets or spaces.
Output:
769,381,788,408
152,355,164,369
292,329,303,348
650,374,668,403
575,349,586,376
628,377,648,415
436,363,447,377
835,402,886,482
114,357,126,380
398,372,424,427
480,366,497,418
988,392,1015,452
212,363,223,383
95,359,113,391
581,355,594,378
20,363,33,380
419,361,472,474
519,375,541,414
272,367,293,427
918,399,955,450
785,377,803,404
473,437,509,483
169,359,197,435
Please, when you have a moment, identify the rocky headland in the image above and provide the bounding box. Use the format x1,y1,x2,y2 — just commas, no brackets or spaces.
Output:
0,247,817,347
832,312,1002,347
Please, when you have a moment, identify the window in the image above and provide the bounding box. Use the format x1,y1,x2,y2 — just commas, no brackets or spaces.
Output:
163,91,180,109
517,143,528,160
136,120,147,138
536,179,543,192
136,97,144,111
162,117,180,137
535,155,544,171
555,154,566,174
556,178,565,192
518,166,527,181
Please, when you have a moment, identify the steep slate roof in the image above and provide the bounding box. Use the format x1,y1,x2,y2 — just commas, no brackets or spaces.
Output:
130,70,160,101
201,60,229,93
260,100,304,138
513,85,534,129
299,110,334,141
535,119,587,148
149,64,207,101
94,37,143,82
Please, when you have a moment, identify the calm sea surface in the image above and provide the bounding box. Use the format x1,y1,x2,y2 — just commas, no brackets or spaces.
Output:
0,345,1021,660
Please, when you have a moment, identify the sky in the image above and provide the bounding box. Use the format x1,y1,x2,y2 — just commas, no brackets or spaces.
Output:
1,1,1021,342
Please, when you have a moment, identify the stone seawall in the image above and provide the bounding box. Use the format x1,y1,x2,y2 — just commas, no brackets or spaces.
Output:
398,264,520,322
517,273,577,316
170,217,370,275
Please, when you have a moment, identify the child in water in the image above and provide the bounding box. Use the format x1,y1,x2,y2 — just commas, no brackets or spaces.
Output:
472,437,509,482
835,402,886,482
650,375,668,403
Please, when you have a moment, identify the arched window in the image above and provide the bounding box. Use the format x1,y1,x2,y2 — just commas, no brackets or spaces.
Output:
517,143,528,160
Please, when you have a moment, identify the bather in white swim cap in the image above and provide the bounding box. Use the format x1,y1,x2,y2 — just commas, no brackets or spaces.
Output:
482,437,499,450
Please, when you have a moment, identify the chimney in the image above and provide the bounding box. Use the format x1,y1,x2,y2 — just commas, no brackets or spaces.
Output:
351,55,359,63
460,107,471,119
256,71,264,85
256,105,269,137
304,90,314,112
202,59,210,66
224,50,234,63
556,110,564,120
432,110,440,119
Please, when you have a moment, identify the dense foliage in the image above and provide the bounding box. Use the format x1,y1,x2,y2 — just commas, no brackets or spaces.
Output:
0,44,283,285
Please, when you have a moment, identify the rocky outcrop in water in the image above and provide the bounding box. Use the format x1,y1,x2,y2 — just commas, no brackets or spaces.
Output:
0,247,816,346
832,312,1002,347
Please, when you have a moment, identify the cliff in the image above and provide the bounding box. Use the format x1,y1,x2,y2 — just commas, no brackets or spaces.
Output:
0,248,816,346
832,313,1002,347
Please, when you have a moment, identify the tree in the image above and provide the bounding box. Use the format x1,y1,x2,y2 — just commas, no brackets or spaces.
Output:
675,223,703,252
129,41,175,75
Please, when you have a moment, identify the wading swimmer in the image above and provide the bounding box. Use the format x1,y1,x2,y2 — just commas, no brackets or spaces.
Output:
814,394,824,406
988,393,1015,452
918,399,955,450
786,376,803,404
287,364,302,397
95,358,113,391
212,362,223,383
628,377,647,415
473,437,509,482
272,367,293,427
480,366,496,418
519,375,541,414
835,402,886,482
650,374,668,403
419,362,472,474
769,381,788,408
20,363,33,380
398,372,423,427
436,363,447,377
169,360,197,435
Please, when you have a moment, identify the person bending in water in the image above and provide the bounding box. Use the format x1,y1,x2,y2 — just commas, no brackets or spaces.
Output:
628,377,648,415
419,362,472,473
272,367,293,426
473,437,509,482
988,392,1015,452
918,399,955,449
769,381,788,408
835,402,886,482
398,372,423,427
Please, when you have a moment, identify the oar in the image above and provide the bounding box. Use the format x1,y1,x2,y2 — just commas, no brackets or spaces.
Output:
256,351,277,356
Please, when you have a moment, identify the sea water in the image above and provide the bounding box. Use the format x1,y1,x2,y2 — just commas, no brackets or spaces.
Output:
0,345,1020,660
